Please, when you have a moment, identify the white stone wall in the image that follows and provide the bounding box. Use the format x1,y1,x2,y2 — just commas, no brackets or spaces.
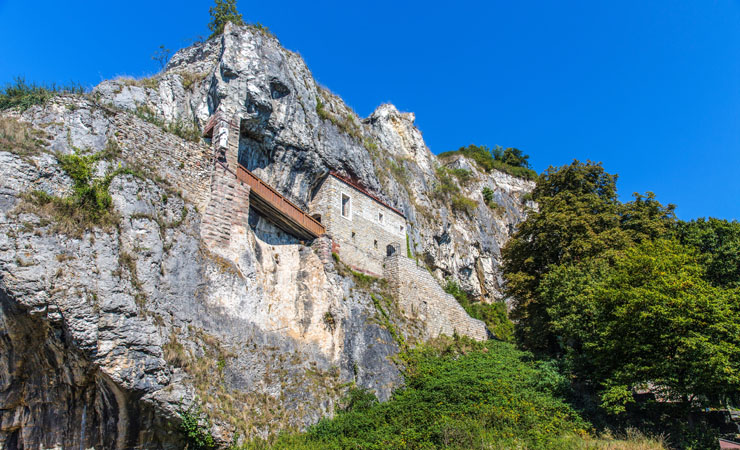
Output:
310,175,406,275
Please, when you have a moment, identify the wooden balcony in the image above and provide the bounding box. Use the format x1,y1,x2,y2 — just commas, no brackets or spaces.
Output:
236,164,325,240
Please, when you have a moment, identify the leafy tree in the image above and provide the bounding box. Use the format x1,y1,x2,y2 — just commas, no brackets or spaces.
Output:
208,0,244,38
540,239,740,413
678,217,740,288
501,147,530,168
502,160,678,354
502,160,631,353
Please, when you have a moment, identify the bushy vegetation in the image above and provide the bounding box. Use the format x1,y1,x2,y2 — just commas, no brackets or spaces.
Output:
0,77,84,111
247,337,596,449
481,186,499,210
444,280,514,342
502,159,739,447
19,141,125,234
433,167,477,216
439,144,537,180
178,404,216,450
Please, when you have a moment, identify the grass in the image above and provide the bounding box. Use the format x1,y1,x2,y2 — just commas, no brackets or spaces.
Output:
180,71,209,91
0,117,49,160
134,104,202,142
444,279,514,342
0,77,84,111
116,75,159,90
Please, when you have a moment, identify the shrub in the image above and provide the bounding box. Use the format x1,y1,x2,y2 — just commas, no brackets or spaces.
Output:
444,280,514,341
178,404,216,450
259,336,588,449
0,77,84,111
482,186,499,210
439,144,537,180
450,194,477,215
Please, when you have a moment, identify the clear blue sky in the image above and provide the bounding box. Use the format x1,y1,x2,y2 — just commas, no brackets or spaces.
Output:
2,0,739,220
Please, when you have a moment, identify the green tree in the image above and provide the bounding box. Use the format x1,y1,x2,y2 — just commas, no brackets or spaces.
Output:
502,160,630,353
208,0,244,38
677,217,740,288
501,147,530,168
540,239,740,413
502,160,677,354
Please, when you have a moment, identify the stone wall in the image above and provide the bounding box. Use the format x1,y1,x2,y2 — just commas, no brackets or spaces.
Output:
383,255,488,341
200,114,252,258
309,175,406,276
111,112,213,212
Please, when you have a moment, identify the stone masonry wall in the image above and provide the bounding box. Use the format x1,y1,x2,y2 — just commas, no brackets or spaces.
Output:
200,114,252,255
111,112,213,212
383,255,488,341
309,176,406,276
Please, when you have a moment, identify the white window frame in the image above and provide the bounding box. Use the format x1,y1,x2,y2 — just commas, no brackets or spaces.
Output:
340,191,352,220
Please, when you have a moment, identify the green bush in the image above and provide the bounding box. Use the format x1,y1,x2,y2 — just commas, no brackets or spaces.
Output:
254,337,588,449
444,280,514,341
450,194,477,216
178,404,216,450
439,144,537,180
0,77,84,111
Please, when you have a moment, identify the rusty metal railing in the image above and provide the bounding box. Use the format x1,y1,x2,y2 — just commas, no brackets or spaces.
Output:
236,164,325,238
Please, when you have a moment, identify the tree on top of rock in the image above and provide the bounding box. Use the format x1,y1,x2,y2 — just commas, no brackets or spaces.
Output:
208,0,245,38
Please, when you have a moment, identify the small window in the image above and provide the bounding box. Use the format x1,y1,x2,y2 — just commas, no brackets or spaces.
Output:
341,194,351,218
374,240,378,249
400,225,404,233
378,212,384,224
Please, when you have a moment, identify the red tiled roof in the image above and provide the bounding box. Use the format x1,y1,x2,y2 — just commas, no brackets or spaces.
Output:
329,171,406,219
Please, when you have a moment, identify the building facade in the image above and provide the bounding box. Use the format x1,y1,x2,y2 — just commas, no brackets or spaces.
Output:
309,173,407,276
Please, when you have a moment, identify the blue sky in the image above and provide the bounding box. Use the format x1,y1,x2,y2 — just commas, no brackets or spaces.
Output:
1,0,738,220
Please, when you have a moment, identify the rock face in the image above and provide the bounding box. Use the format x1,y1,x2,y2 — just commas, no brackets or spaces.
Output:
0,22,533,449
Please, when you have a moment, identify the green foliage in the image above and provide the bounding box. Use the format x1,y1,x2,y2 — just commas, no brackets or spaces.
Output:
444,280,514,342
57,151,113,216
178,404,216,450
481,186,499,210
0,77,84,111
502,160,676,353
18,140,131,235
541,239,740,410
677,217,740,288
439,144,537,180
208,0,245,38
255,337,588,449
449,194,477,216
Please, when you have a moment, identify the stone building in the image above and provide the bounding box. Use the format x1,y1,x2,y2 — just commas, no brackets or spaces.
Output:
309,172,407,276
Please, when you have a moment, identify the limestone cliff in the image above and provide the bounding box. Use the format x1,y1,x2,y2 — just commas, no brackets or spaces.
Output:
0,22,533,448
